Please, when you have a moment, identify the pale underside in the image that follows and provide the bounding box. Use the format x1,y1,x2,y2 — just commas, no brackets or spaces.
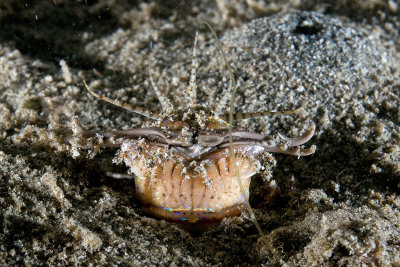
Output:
70,29,316,228
122,142,257,222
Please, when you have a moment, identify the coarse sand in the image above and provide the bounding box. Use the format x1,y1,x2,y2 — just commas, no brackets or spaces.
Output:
0,0,399,266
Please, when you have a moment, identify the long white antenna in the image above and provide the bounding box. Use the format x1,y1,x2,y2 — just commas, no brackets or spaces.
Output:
187,31,199,108
83,80,161,120
205,21,285,264
147,60,174,114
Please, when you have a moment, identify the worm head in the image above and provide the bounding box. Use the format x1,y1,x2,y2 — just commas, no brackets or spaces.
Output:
71,30,316,230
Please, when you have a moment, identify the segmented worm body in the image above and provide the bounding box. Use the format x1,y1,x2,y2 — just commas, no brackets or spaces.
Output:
70,31,316,230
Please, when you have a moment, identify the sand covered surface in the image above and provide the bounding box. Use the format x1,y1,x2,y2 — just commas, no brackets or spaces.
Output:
1,0,399,266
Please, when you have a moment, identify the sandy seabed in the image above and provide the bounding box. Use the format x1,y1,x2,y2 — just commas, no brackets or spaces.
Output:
0,0,399,266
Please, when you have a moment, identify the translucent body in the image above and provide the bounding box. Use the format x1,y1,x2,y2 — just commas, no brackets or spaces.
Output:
120,142,257,223
72,28,316,233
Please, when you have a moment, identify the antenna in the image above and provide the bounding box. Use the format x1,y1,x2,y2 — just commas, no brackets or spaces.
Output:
83,80,161,120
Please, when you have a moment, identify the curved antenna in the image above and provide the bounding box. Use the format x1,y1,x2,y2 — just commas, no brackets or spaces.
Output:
147,60,174,114
186,31,199,108
204,22,276,254
213,86,232,117
83,80,161,120
219,101,307,121
211,41,231,117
